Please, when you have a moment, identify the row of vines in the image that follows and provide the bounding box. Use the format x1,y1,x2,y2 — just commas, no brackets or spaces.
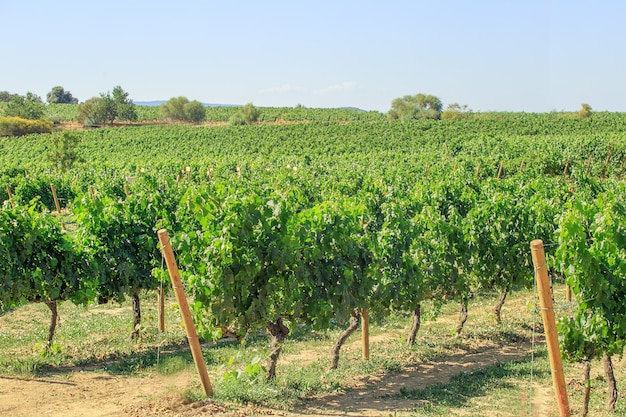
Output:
2,114,626,408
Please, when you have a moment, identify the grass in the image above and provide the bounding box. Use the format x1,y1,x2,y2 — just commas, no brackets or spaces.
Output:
1,284,625,416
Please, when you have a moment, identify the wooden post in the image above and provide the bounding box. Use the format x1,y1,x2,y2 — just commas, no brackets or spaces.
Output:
585,156,592,176
158,286,165,333
186,166,191,180
5,184,15,209
604,145,613,178
89,186,96,202
50,184,61,215
565,285,572,302
424,165,431,179
519,159,525,173
361,308,370,360
236,166,241,178
124,184,130,198
475,162,482,179
563,159,570,176
530,240,570,417
497,162,503,179
157,229,213,397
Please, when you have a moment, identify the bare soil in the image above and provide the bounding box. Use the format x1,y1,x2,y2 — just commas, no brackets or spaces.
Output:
0,335,552,417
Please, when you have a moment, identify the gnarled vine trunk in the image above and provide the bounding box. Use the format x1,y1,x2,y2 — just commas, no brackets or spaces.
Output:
493,283,510,324
45,300,58,347
131,290,141,340
456,298,468,336
330,308,360,369
266,316,290,380
603,352,618,412
407,303,421,346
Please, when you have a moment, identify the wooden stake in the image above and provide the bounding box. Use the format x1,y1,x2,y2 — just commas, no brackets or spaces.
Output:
475,162,482,179
519,159,525,173
89,186,96,202
565,285,572,302
124,184,130,198
361,308,370,360
157,229,213,397
604,145,613,178
424,165,431,179
186,166,191,181
497,162,503,179
585,156,592,176
530,240,570,417
158,286,165,333
5,184,15,209
563,159,570,176
50,184,61,215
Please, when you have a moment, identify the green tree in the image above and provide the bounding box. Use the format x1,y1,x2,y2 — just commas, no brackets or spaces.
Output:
5,92,46,120
387,93,442,121
578,103,592,119
184,100,206,123
441,103,471,120
229,103,260,125
75,86,136,126
112,85,137,122
0,91,19,102
47,86,79,104
161,96,190,121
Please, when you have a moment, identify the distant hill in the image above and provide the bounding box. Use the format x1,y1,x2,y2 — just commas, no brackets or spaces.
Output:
134,100,238,107
135,101,367,112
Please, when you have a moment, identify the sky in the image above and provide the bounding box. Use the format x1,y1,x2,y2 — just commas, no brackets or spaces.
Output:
1,0,625,113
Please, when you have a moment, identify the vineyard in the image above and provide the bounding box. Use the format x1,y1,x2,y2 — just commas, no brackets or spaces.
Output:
1,111,626,416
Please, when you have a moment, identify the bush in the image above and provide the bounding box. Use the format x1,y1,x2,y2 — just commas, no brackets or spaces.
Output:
0,117,53,137
228,103,260,126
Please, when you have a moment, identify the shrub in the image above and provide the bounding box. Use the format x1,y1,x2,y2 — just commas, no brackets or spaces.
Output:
228,103,260,126
0,117,53,137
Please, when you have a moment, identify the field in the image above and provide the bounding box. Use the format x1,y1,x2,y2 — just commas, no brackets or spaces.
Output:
2,110,626,415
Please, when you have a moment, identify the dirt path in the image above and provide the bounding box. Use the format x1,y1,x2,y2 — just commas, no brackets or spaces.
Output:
0,341,539,417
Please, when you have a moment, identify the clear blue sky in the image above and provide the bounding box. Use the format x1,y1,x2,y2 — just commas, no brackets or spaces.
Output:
2,0,625,112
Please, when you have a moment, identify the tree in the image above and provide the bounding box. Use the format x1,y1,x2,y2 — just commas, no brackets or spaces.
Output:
578,103,592,119
5,92,46,120
229,103,260,126
74,86,136,126
387,93,442,121
47,86,78,104
0,91,19,102
161,96,189,121
441,103,471,120
112,86,137,122
184,100,206,123
161,97,206,123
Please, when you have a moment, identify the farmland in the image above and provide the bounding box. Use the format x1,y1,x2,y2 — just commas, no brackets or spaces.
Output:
1,109,626,415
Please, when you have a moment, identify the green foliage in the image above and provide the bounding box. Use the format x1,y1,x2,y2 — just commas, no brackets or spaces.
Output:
48,132,81,173
161,96,189,121
556,185,626,360
441,103,471,120
578,103,592,119
229,103,260,125
0,117,53,137
184,100,206,123
388,93,443,121
4,92,46,120
46,86,78,104
160,97,206,123
75,86,136,126
0,203,95,311
0,91,19,102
